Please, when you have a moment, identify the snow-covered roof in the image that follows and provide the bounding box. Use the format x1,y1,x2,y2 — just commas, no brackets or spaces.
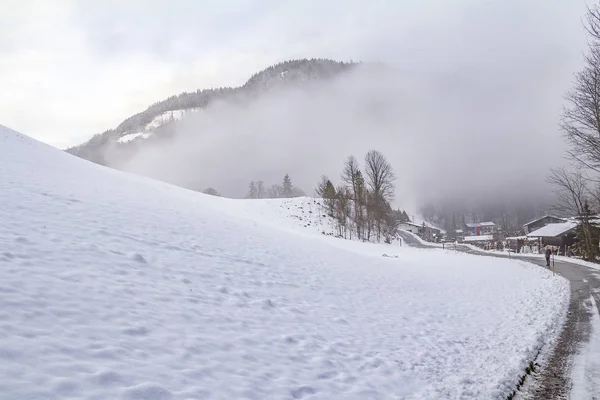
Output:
405,218,446,234
463,235,494,242
399,222,421,228
522,215,565,228
465,222,495,228
526,221,579,238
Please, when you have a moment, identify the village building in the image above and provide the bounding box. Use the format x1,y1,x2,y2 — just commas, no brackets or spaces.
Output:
522,215,566,235
526,221,579,255
398,222,420,235
398,220,444,242
454,229,464,241
464,221,497,236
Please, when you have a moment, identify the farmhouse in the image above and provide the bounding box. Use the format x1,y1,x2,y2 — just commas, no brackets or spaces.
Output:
398,222,420,235
398,221,444,242
522,215,566,235
526,221,579,255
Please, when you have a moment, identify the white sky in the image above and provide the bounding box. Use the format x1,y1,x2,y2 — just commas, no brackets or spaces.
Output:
0,0,590,149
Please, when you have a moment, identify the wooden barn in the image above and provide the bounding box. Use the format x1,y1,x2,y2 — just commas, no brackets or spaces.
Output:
522,215,566,235
526,221,578,255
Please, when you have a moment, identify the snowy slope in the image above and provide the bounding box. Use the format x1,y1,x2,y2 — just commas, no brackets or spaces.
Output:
0,124,570,400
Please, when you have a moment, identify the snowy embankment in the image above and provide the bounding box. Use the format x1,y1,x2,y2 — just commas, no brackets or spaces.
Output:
0,125,569,399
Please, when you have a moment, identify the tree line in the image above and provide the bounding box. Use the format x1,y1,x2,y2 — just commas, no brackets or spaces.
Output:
315,150,407,243
246,174,306,199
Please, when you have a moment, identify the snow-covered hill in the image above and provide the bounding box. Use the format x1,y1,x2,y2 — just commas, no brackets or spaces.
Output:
0,124,569,399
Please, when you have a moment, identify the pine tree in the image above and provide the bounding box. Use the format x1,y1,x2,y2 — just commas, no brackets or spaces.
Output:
246,181,258,199
353,170,367,239
282,174,293,197
323,180,336,217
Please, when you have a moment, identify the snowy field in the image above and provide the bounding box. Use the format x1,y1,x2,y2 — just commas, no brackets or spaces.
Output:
0,125,570,399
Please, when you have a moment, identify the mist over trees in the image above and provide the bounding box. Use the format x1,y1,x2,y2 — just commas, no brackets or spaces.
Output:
418,198,550,240
315,150,408,243
65,56,567,220
246,174,306,199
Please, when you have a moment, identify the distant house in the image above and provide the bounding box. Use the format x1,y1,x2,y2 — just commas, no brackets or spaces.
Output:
522,215,566,235
463,235,494,243
464,221,496,236
461,234,495,250
399,222,421,235
526,221,579,254
399,221,443,242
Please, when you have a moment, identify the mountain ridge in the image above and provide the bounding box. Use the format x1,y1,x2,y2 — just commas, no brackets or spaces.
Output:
65,58,359,164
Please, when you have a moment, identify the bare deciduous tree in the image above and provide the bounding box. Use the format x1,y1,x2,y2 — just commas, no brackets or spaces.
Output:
364,150,396,201
364,150,396,240
315,175,330,197
341,155,360,195
256,180,266,199
548,167,597,260
562,4,600,173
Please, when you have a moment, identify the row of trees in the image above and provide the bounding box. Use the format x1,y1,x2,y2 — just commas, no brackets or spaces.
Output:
550,3,600,261
246,174,306,199
315,150,400,243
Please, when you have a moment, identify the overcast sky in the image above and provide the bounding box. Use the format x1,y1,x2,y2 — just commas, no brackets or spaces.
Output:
0,0,589,149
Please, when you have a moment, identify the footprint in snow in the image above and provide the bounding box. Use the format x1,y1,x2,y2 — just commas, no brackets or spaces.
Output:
130,253,147,264
291,386,317,399
261,299,275,309
122,326,149,336
121,382,173,400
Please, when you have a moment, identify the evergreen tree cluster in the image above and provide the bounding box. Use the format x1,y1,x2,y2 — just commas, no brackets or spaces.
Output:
315,150,401,243
246,174,306,199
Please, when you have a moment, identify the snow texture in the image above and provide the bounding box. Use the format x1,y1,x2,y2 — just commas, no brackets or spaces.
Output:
526,221,579,238
0,124,570,399
571,295,600,398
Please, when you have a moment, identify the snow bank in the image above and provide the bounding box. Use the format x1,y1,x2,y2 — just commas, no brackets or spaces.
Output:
0,124,570,399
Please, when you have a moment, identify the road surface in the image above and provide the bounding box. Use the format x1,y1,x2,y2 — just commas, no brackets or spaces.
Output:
397,230,600,399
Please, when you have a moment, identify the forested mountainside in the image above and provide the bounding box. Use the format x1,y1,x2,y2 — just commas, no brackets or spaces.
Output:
66,58,357,165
